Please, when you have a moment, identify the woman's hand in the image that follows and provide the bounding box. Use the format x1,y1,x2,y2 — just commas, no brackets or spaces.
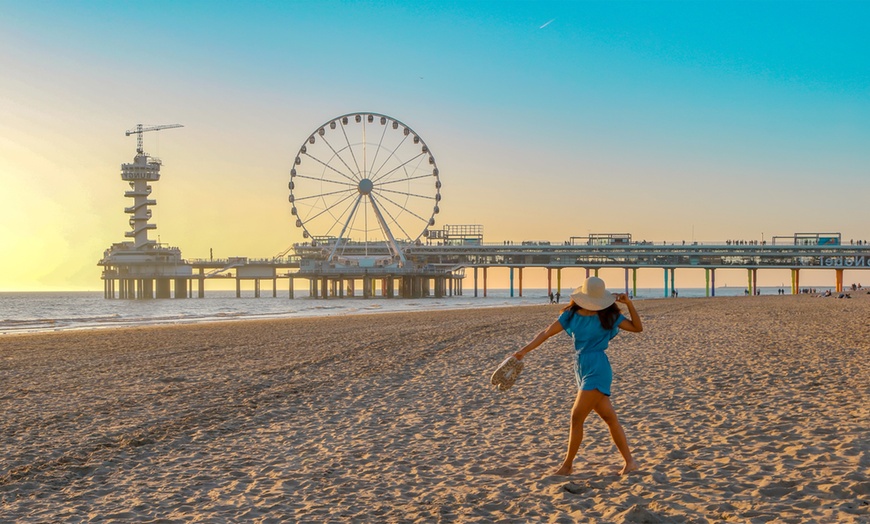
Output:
615,293,632,305
615,293,643,332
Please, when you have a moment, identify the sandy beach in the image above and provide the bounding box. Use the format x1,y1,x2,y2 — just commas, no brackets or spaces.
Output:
1,294,868,523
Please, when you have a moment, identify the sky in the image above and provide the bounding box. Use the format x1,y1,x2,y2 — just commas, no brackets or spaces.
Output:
1,0,868,291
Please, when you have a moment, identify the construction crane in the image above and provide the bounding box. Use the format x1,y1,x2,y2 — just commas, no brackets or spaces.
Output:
125,123,184,155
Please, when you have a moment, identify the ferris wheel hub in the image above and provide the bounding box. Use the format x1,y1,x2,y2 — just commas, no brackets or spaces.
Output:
358,178,374,195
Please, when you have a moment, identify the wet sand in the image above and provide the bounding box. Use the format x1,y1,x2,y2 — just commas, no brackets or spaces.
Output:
1,294,869,522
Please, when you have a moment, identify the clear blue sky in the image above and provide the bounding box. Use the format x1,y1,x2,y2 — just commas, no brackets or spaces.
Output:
1,1,868,290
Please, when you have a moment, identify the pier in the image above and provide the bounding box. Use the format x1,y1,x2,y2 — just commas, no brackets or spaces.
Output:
99,116,869,300
100,233,870,299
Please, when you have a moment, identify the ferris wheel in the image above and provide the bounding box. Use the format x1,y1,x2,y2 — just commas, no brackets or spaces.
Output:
288,112,441,265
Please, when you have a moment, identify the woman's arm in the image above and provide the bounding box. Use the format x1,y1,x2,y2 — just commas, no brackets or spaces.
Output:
615,294,643,332
513,319,564,360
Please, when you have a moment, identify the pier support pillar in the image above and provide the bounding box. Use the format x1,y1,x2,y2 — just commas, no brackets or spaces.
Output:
142,279,154,300
236,278,241,298
664,268,669,298
174,278,188,299
624,268,629,296
835,268,844,293
705,269,711,297
711,269,716,297
791,269,800,295
289,277,294,299
631,268,637,298
509,267,514,298
585,268,590,279
547,268,552,296
483,267,488,298
156,278,171,299
473,268,478,298
557,268,562,299
519,267,523,297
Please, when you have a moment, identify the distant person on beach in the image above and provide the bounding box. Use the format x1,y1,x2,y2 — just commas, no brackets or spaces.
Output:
511,276,643,476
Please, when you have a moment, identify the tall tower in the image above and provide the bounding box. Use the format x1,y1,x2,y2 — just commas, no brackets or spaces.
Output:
98,124,191,299
121,154,160,248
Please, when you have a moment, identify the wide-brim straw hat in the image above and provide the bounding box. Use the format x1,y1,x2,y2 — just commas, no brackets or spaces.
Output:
570,276,616,311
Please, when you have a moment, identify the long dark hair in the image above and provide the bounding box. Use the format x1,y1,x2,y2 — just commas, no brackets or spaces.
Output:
561,302,621,330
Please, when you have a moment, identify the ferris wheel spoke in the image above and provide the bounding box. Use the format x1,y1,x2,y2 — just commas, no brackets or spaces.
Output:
369,193,417,241
367,123,389,179
375,173,433,186
373,191,430,224
362,120,368,179
370,133,410,182
300,191,358,224
328,195,364,260
293,174,356,187
293,187,357,202
371,151,428,185
375,186,434,200
302,153,359,185
339,121,364,179
317,134,362,181
325,193,362,238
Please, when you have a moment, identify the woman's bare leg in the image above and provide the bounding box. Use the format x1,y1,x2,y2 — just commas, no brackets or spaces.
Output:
554,389,605,475
593,397,638,475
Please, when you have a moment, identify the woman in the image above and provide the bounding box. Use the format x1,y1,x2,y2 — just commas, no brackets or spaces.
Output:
513,276,643,476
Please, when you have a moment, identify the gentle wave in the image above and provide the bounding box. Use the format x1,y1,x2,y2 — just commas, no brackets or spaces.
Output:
0,287,810,335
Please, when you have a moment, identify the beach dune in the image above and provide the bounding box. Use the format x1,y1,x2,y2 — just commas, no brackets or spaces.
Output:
1,295,868,522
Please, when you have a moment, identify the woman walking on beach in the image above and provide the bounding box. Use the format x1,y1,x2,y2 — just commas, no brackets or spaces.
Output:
513,276,643,476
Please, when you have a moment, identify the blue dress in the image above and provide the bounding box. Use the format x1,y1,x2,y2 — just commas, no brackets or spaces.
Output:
558,309,625,395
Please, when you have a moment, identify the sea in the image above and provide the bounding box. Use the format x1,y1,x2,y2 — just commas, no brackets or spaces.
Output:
0,286,815,336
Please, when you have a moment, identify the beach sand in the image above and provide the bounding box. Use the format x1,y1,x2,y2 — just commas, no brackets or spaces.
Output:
1,294,869,523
